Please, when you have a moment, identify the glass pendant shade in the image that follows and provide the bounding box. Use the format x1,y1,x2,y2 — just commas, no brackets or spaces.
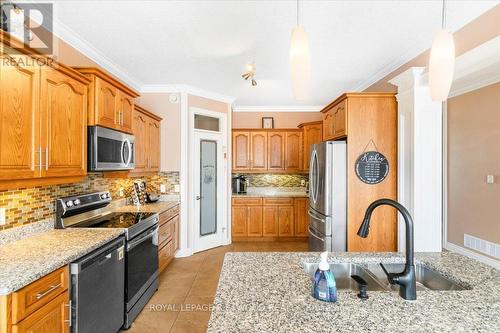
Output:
428,30,455,102
290,25,311,101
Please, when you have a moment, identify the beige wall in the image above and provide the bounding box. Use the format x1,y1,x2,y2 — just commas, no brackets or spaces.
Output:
232,112,322,128
137,93,181,172
447,83,500,256
365,5,500,92
188,94,229,114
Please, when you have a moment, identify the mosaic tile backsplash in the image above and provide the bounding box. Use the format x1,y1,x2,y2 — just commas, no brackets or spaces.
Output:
234,173,309,187
0,172,179,231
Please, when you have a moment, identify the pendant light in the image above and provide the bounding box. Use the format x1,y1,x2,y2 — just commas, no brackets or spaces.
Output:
428,0,455,102
290,0,311,101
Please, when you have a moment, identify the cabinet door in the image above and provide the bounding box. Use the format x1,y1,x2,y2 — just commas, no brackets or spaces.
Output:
94,77,118,129
247,206,263,237
132,111,148,172
322,110,335,141
262,206,278,236
250,132,267,170
232,206,248,237
148,118,160,171
39,66,87,178
294,198,309,237
333,100,347,139
285,132,302,171
278,206,294,236
302,124,322,172
117,91,134,133
232,131,250,171
0,49,40,180
267,132,285,170
12,292,69,333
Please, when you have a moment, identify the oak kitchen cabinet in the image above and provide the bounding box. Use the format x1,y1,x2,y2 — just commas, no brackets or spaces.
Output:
320,93,398,252
298,121,323,172
232,197,308,240
0,267,70,333
158,204,180,273
130,105,162,175
74,67,139,134
232,129,304,173
0,35,90,190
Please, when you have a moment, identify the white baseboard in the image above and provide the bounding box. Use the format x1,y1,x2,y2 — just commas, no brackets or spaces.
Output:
174,248,192,258
445,242,500,270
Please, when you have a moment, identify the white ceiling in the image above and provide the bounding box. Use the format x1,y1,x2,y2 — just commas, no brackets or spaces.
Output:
46,0,498,107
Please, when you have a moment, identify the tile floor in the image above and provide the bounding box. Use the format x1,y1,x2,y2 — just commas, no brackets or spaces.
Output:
127,241,308,333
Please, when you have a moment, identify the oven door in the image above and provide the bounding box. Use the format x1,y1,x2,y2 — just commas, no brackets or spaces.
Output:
125,225,159,311
89,126,135,171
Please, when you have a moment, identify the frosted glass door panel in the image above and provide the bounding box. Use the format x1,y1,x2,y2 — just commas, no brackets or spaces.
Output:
200,140,217,236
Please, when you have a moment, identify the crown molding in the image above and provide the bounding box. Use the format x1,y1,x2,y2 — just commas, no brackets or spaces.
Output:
50,17,143,92
232,105,323,113
141,84,236,104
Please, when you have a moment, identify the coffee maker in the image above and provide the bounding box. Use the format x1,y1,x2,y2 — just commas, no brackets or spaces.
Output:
232,175,247,194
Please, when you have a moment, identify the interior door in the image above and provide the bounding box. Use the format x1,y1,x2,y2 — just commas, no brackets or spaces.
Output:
193,130,226,252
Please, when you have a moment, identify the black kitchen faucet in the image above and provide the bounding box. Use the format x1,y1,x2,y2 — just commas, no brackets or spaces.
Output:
357,199,417,300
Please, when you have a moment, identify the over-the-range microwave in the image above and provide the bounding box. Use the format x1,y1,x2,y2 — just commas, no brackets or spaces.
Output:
88,126,135,171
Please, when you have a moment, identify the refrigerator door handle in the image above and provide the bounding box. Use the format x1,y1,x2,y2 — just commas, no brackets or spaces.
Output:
308,209,326,223
308,225,325,242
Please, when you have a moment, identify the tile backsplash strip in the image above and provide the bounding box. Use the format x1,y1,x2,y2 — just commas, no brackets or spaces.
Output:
235,174,308,187
0,172,179,230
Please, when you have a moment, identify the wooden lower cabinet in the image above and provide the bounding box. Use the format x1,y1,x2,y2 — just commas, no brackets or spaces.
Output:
232,197,309,240
1,267,70,333
158,204,180,273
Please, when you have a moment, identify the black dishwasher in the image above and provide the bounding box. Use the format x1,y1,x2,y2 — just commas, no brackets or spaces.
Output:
70,237,125,333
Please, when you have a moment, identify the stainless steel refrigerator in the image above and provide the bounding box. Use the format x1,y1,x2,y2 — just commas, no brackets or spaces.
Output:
308,141,347,251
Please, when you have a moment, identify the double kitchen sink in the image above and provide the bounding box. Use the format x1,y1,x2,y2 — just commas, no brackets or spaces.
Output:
303,262,470,292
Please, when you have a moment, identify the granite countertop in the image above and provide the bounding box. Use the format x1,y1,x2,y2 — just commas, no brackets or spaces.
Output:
208,252,500,333
232,187,308,198
115,201,179,214
0,228,124,295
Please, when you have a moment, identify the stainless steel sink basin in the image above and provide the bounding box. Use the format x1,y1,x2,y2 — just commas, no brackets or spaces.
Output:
304,262,387,291
366,263,469,291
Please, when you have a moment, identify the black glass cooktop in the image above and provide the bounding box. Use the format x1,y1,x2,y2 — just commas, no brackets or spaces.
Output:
91,212,157,229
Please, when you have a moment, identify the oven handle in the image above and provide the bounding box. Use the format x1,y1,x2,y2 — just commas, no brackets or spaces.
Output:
122,139,132,166
308,225,325,243
127,226,159,251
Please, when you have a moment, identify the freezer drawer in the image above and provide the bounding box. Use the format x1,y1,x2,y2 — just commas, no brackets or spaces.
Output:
307,208,332,236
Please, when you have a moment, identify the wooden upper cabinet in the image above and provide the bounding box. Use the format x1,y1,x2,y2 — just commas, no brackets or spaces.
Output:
0,40,90,189
74,67,139,134
322,98,347,140
285,131,303,171
40,66,87,178
250,132,267,170
94,77,117,129
131,105,162,174
232,131,250,171
299,121,323,172
267,132,285,170
117,90,134,133
0,49,40,181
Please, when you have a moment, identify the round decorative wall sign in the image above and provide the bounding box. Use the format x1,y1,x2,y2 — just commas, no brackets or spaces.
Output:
355,151,389,185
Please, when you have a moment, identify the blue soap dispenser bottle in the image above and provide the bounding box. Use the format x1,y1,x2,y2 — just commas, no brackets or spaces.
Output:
312,251,337,302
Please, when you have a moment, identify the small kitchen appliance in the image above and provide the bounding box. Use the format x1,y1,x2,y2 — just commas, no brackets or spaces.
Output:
88,126,135,171
232,175,247,194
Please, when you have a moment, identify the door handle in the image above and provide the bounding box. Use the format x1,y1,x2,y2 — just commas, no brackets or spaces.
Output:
195,196,202,200
308,225,325,242
308,210,326,224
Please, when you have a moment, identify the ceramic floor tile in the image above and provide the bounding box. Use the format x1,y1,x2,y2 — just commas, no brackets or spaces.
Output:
157,278,194,296
177,296,214,322
170,320,208,333
188,278,219,297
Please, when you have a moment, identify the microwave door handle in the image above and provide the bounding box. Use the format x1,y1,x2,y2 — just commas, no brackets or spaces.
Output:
121,138,132,166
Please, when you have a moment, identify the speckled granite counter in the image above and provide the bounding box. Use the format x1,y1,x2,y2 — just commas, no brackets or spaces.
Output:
0,228,124,295
208,252,500,333
232,187,308,198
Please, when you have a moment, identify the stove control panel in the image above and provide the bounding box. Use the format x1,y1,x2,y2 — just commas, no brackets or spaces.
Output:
55,191,113,228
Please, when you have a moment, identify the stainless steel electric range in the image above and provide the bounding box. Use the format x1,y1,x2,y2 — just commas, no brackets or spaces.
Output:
55,191,160,330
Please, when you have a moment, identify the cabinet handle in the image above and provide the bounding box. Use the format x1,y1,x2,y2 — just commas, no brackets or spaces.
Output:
35,282,61,300
38,147,43,171
65,300,72,327
45,147,48,170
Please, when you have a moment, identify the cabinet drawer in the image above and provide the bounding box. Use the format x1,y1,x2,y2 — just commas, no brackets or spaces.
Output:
263,198,293,205
232,197,262,206
159,205,179,225
11,266,68,324
159,220,174,247
159,241,174,273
